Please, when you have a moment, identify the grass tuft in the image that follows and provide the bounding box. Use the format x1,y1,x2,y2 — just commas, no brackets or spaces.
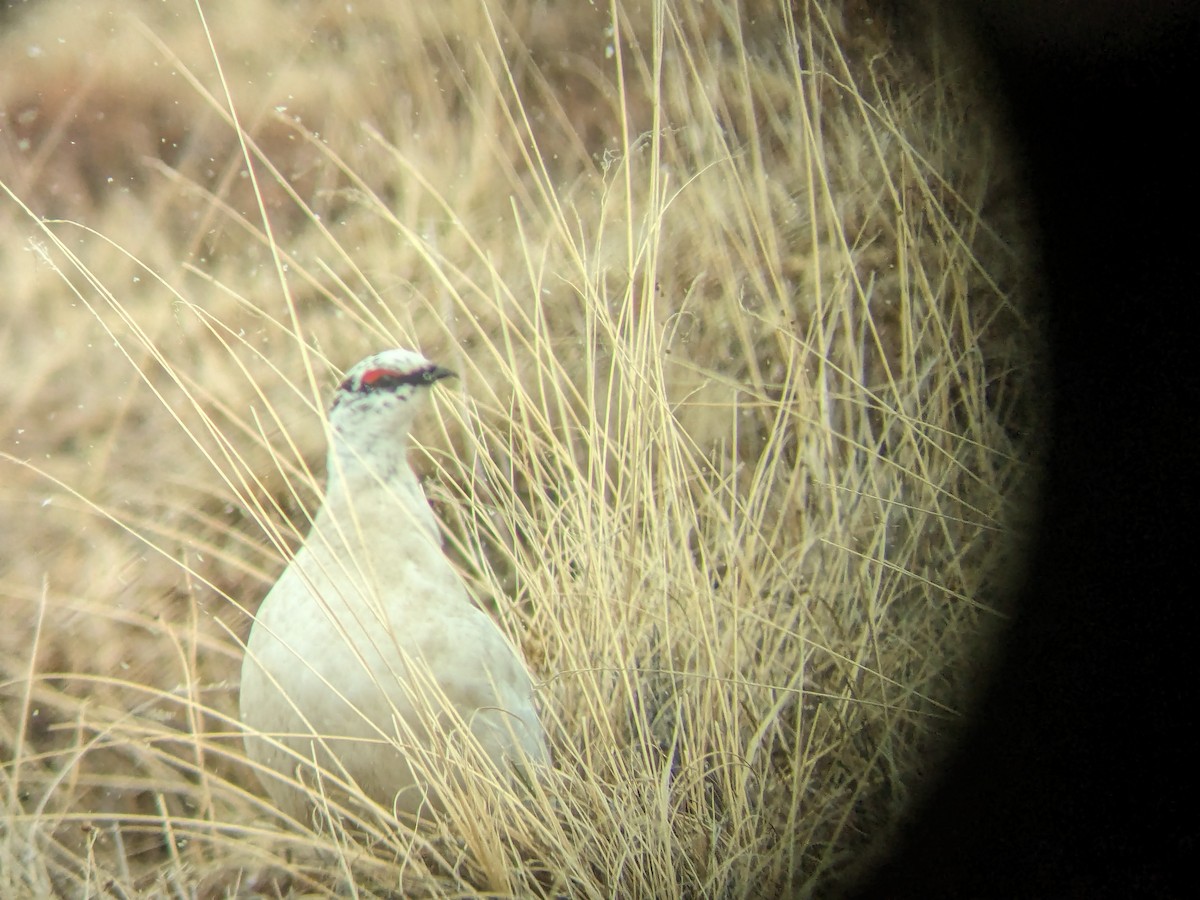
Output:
3,1,1043,895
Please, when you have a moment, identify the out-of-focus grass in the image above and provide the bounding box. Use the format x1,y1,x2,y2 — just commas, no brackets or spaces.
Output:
1,1,1042,895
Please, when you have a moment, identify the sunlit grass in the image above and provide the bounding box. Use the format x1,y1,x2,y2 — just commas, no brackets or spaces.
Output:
2,0,1041,895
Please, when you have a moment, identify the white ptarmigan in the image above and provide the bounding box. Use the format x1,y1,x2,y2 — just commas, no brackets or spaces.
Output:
239,348,548,822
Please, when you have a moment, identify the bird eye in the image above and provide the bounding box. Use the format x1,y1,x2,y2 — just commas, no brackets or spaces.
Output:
350,364,443,393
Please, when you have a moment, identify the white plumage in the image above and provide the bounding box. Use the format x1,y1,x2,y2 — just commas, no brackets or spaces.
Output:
239,348,547,822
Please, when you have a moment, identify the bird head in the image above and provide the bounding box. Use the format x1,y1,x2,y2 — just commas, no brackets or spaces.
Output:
327,348,456,475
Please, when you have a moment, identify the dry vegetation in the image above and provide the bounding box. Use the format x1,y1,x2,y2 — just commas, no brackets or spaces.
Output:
1,0,1044,896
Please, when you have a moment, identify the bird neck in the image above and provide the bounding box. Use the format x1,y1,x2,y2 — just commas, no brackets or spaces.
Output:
320,434,440,540
327,429,409,484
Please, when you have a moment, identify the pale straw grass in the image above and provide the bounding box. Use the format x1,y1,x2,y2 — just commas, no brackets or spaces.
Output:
2,0,1041,895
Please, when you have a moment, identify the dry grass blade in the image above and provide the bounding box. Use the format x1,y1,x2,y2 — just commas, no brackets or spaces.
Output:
2,0,1043,896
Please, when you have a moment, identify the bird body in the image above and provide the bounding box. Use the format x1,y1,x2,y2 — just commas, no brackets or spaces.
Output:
239,349,547,822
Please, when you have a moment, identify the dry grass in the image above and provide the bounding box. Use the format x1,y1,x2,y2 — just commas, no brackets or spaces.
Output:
1,0,1043,896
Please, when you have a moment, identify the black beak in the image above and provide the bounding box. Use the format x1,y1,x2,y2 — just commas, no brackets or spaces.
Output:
425,365,457,384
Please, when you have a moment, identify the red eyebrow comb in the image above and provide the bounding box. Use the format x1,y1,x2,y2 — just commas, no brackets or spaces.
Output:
359,367,398,386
